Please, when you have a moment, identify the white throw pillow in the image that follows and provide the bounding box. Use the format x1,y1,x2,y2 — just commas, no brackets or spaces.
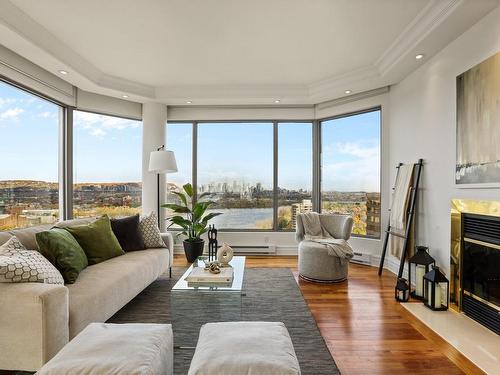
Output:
0,236,64,284
139,212,166,248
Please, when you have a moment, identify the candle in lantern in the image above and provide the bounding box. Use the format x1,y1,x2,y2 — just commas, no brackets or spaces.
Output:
434,284,441,308
415,265,425,297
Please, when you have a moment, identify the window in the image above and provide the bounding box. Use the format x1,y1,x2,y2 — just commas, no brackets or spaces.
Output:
164,111,381,234
73,111,142,218
278,122,313,230
321,109,381,237
0,81,61,230
166,122,192,205
197,122,274,229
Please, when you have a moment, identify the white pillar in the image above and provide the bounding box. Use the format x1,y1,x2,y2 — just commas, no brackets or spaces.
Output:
142,102,167,231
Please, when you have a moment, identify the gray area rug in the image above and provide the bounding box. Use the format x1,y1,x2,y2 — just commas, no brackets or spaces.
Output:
108,267,340,375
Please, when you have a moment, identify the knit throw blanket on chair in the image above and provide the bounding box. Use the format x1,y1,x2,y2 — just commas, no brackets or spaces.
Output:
301,212,354,264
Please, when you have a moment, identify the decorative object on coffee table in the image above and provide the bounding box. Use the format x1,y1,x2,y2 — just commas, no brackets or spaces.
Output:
408,246,435,300
423,265,449,311
208,225,218,261
205,260,221,274
162,183,221,263
395,278,410,302
217,242,234,266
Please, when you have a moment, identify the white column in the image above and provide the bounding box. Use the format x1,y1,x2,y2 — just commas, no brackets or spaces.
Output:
142,102,167,230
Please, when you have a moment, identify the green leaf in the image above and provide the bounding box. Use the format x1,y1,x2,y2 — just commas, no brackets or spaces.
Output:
171,191,188,207
183,183,194,197
201,212,222,223
168,216,191,228
197,192,213,201
192,203,207,223
161,204,190,213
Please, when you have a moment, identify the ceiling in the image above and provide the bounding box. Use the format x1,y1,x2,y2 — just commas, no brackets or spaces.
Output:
0,0,499,105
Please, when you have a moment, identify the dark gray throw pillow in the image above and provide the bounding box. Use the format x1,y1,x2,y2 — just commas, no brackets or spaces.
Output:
110,214,145,251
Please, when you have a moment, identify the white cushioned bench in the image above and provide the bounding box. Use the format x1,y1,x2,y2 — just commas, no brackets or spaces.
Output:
188,321,301,375
36,323,173,375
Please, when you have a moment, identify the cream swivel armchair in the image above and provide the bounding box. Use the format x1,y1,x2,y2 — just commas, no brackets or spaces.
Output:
295,213,354,282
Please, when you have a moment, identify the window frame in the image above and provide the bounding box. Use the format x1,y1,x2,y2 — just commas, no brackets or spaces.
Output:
166,119,315,232
0,76,69,225
318,106,382,239
71,109,143,219
166,113,381,236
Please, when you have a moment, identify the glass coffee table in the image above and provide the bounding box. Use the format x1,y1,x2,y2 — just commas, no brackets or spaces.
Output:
171,256,246,347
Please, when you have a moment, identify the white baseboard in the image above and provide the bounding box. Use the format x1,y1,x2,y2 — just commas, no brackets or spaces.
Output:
371,254,408,279
173,244,299,256
174,244,405,279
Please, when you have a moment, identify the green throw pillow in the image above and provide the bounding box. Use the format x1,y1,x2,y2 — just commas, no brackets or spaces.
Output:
65,215,124,265
36,228,88,284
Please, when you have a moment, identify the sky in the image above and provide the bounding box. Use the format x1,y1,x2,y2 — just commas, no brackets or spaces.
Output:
1,80,380,192
0,81,142,183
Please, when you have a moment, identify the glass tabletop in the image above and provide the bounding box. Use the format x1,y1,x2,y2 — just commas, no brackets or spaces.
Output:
172,256,246,292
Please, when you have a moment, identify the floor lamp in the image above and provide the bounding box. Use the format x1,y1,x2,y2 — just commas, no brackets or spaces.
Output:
148,146,178,228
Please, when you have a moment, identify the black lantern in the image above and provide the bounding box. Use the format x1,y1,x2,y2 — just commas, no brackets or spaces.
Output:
423,266,449,311
408,246,435,300
395,278,410,302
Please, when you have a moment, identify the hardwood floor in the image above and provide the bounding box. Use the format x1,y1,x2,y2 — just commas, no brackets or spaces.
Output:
175,255,484,375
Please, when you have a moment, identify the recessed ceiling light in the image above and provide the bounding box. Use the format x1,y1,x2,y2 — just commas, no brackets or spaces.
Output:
58,70,68,75
274,100,280,103
415,54,424,60
122,95,129,98
186,100,192,104
345,90,351,94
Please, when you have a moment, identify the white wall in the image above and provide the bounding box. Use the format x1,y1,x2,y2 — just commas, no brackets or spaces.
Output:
387,6,500,276
142,103,167,230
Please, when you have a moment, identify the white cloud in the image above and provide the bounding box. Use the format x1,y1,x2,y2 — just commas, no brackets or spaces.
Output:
323,140,380,192
38,111,55,118
0,98,17,108
90,128,106,137
74,111,140,137
337,141,379,158
0,107,24,120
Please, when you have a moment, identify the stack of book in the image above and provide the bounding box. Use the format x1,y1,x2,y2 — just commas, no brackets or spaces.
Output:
185,266,234,288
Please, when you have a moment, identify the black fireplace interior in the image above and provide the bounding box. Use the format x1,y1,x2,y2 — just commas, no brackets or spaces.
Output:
461,213,500,335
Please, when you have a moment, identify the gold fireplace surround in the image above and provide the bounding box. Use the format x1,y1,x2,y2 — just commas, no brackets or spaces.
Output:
450,199,500,310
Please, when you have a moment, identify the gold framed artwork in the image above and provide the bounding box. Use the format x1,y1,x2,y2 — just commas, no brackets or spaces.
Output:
456,51,500,187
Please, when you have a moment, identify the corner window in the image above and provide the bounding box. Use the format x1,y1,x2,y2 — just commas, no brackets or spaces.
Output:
73,111,142,218
321,109,381,237
0,81,61,229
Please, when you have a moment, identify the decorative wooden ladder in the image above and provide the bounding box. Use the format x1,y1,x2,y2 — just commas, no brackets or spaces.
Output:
378,159,423,278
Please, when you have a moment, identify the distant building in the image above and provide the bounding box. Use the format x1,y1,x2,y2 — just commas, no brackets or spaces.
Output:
366,192,381,237
291,199,313,228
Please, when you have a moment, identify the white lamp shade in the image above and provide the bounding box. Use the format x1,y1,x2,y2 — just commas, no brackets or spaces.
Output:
149,150,178,173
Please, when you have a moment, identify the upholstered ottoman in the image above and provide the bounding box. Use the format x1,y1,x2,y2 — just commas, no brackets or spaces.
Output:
298,240,348,282
36,323,173,375
188,321,301,375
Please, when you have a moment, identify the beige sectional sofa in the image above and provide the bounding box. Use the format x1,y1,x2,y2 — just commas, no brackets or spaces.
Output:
0,218,173,372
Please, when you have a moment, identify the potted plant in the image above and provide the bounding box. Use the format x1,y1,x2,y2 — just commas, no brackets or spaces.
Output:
162,183,221,263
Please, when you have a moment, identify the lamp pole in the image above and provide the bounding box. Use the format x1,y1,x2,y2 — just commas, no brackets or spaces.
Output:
156,145,164,228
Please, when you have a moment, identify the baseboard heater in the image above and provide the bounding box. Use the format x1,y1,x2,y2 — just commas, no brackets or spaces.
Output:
230,245,276,255
350,251,371,266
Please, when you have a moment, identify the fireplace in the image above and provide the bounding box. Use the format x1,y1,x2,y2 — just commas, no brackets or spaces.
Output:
450,200,500,335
